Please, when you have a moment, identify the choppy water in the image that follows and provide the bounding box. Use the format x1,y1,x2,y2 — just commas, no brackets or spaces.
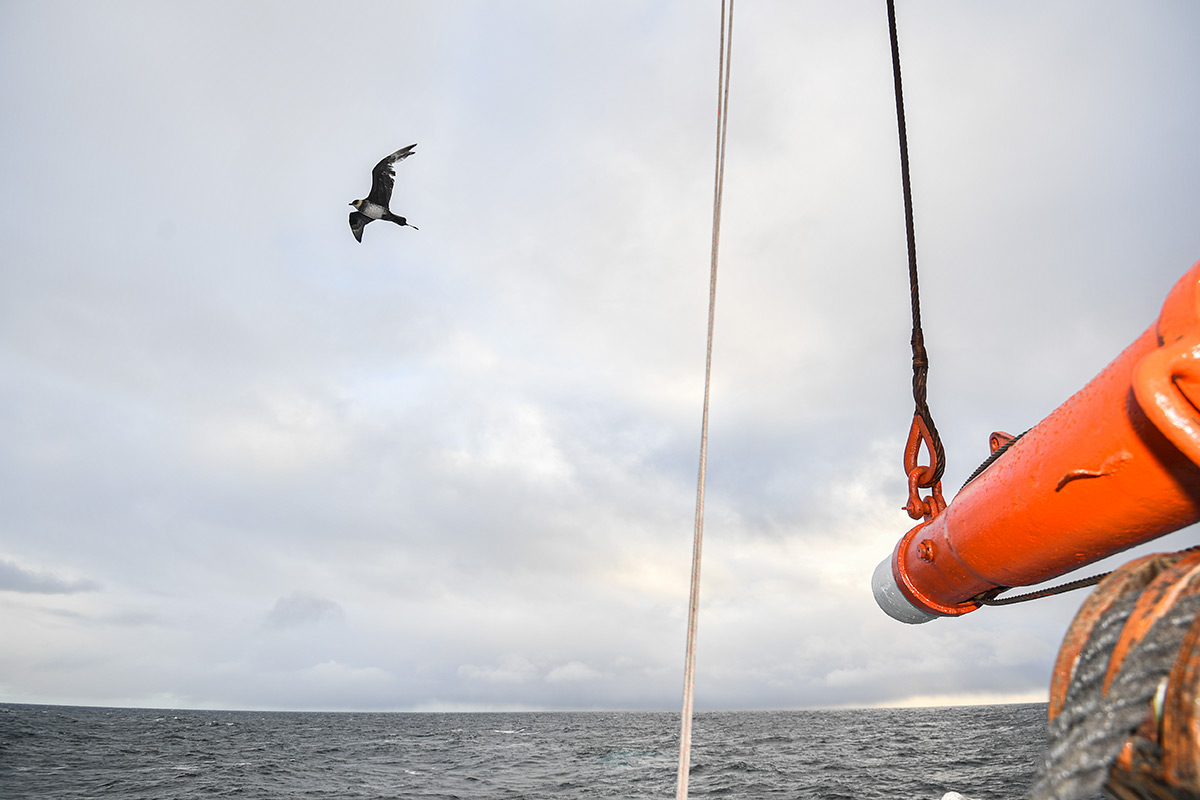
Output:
0,702,1046,799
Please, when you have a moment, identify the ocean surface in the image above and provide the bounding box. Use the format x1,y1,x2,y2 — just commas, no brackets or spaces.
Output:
0,702,1047,800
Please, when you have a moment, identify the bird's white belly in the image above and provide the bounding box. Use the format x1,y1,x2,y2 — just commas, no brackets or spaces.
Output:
360,202,387,220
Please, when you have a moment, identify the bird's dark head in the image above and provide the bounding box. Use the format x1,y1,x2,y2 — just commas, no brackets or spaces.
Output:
349,199,362,209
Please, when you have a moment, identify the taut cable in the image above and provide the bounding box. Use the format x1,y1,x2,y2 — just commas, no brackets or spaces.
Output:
886,0,945,486
676,2,733,798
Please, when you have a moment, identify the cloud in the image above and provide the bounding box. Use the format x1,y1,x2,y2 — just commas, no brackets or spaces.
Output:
1,1,1198,712
262,593,345,630
304,660,391,688
458,655,539,685
545,661,602,684
0,559,98,594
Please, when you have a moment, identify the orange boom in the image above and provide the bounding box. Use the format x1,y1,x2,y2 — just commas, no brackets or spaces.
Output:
874,261,1200,623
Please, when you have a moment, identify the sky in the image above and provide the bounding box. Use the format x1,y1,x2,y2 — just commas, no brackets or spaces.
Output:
2,1,1200,713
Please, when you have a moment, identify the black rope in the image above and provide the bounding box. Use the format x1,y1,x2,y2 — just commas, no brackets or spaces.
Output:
976,573,1110,607
977,545,1200,607
886,0,945,485
960,430,1028,491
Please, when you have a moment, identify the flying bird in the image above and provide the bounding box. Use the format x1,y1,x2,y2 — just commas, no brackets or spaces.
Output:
349,144,419,242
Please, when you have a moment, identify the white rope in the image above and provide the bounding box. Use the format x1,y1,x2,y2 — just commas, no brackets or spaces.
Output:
675,3,733,798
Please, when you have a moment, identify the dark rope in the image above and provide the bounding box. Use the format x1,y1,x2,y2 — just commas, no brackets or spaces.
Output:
977,573,1110,607
886,0,945,485
979,546,1200,607
960,430,1028,491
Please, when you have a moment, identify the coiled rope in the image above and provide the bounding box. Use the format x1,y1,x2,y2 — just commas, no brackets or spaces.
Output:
1029,587,1200,799
676,2,733,798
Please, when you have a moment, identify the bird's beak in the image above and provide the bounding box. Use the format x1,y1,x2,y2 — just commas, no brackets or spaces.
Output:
348,201,355,207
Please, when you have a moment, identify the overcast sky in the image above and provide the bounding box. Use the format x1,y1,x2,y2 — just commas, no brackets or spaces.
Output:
2,1,1199,713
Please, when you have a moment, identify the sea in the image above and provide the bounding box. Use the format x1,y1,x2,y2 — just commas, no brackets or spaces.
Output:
0,702,1047,800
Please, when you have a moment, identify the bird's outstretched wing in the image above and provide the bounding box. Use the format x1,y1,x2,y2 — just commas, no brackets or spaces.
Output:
367,143,417,206
349,211,371,243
